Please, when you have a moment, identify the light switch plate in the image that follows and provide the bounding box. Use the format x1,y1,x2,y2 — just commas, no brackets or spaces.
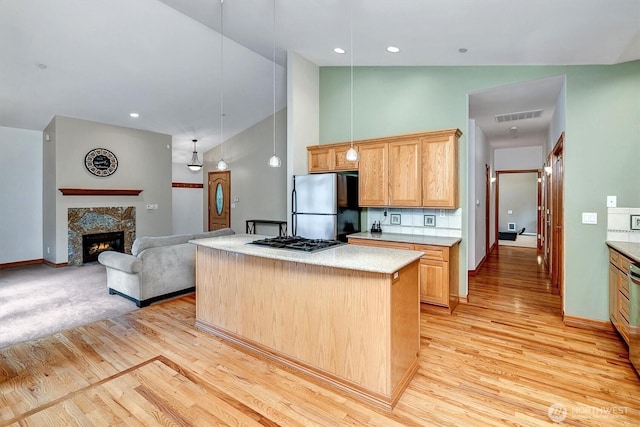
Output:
582,212,597,224
508,209,513,215
606,196,617,208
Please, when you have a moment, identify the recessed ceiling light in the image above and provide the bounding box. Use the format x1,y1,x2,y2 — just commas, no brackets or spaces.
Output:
458,48,468,53
333,48,346,54
129,113,139,118
509,126,518,131
37,63,48,69
386,46,400,53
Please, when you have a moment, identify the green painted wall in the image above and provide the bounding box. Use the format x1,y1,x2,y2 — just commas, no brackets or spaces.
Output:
319,61,640,320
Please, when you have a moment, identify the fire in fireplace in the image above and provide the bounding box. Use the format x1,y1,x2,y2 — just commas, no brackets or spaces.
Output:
82,231,125,263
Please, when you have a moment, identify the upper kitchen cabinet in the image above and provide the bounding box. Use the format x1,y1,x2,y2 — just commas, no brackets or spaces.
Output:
308,128,461,208
388,138,422,207
422,129,461,208
358,142,388,206
307,143,358,173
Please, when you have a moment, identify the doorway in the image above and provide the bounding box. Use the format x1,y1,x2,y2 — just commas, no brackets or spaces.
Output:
550,134,565,298
495,170,541,248
208,171,230,231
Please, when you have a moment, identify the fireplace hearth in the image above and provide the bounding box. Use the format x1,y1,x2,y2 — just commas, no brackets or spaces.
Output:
82,231,125,263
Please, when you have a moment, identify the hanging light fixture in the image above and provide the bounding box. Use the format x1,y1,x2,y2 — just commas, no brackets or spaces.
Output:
267,0,281,168
344,4,359,162
217,0,228,171
187,139,203,171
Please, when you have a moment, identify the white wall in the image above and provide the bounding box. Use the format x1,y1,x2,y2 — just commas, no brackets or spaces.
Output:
498,172,538,233
204,109,287,236
44,116,173,264
547,77,567,154
171,161,203,235
474,124,492,268
494,145,544,171
287,52,319,233
0,126,43,264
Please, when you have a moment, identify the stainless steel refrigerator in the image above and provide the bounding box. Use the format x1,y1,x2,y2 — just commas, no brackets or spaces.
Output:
291,172,360,241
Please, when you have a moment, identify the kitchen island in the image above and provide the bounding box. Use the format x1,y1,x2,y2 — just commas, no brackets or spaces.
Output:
190,234,422,409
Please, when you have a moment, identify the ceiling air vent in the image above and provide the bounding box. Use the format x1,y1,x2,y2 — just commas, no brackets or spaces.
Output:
495,109,544,123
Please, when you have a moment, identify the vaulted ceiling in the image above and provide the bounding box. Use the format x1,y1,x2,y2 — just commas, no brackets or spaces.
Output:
2,0,638,161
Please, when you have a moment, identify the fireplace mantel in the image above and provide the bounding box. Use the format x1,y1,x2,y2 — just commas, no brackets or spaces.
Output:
59,188,143,196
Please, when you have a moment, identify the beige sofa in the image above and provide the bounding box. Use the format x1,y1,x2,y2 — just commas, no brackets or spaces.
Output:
98,228,235,307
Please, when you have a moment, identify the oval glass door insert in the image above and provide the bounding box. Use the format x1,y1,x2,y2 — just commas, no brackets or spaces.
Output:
215,183,224,215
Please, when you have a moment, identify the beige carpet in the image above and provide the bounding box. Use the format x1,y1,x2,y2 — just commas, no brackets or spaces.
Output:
499,234,538,248
0,263,137,348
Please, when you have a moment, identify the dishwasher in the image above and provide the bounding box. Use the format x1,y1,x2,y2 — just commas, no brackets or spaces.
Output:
629,262,640,375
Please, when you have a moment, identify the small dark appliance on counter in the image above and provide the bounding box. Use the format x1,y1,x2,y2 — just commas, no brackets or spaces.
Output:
250,236,343,253
371,221,383,233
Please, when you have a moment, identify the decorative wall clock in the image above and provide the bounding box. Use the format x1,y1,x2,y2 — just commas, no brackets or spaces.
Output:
85,148,118,177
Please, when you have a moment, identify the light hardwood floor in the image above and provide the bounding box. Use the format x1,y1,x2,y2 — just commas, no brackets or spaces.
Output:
1,247,639,426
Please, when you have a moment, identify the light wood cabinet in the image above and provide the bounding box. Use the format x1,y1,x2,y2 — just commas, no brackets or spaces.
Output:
388,139,422,207
308,146,333,172
414,243,458,310
608,248,631,344
422,132,459,208
309,129,461,208
358,142,388,206
307,143,358,173
348,237,460,311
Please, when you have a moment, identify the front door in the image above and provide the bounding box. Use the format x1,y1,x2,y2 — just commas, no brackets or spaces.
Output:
208,171,230,231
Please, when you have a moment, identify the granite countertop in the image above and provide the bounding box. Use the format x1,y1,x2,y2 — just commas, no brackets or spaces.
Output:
606,241,640,263
190,234,423,274
348,231,462,247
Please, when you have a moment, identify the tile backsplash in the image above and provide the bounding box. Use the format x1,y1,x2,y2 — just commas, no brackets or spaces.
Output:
364,208,462,238
607,207,640,243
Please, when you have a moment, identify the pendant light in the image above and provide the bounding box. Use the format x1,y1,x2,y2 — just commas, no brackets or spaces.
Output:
217,0,228,171
267,0,281,168
187,139,203,171
344,4,359,162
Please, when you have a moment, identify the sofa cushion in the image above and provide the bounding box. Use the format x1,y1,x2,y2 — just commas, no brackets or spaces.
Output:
131,234,193,256
191,228,235,240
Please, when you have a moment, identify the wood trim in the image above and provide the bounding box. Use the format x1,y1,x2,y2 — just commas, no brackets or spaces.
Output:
59,188,143,196
172,182,203,189
459,295,468,304
0,258,43,269
468,253,488,277
563,315,615,333
43,259,68,268
315,128,462,149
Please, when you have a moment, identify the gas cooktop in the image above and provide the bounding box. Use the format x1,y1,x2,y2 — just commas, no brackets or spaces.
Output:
250,236,343,252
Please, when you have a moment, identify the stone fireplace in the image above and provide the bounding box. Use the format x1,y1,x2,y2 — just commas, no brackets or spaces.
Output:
68,207,135,266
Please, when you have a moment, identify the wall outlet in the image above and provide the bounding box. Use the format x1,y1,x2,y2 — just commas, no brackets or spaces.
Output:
606,196,617,208
439,209,445,217
146,204,158,210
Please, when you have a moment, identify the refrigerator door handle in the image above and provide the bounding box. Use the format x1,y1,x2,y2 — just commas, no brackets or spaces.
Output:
292,188,297,213
292,214,297,236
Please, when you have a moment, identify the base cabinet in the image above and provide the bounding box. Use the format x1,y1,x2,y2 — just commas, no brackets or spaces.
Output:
609,248,631,344
349,238,459,311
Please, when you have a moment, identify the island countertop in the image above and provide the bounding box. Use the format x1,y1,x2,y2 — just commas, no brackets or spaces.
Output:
348,231,462,247
190,234,423,274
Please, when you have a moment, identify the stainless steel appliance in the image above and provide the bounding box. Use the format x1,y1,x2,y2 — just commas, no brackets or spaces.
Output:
250,236,343,252
291,172,360,241
629,262,640,374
